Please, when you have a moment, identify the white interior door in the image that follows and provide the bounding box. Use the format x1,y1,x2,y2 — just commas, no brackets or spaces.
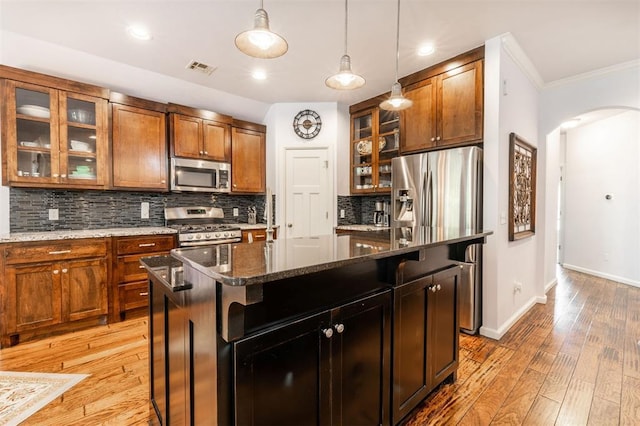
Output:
284,148,332,238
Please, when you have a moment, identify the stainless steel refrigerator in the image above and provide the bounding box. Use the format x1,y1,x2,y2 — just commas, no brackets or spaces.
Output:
391,146,483,334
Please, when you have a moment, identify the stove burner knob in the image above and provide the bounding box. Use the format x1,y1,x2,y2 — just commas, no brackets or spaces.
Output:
195,234,202,239
187,235,194,240
214,233,221,239
205,234,211,239
224,232,230,237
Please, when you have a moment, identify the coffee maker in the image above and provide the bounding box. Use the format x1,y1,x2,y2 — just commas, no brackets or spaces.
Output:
374,201,389,227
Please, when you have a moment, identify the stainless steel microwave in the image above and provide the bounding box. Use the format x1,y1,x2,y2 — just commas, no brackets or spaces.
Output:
170,157,231,192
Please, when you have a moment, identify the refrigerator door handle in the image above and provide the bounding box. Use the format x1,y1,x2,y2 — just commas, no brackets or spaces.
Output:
425,166,433,227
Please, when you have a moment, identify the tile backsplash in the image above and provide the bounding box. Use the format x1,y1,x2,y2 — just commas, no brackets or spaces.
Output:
9,188,267,232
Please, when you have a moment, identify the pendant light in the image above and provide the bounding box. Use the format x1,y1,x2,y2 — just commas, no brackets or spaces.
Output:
380,0,413,111
325,0,365,90
235,0,288,59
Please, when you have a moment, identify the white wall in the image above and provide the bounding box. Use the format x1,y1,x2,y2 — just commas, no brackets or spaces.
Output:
562,111,640,286
539,63,640,293
264,102,341,233
480,34,542,339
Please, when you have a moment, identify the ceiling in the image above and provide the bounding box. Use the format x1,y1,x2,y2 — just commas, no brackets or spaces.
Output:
1,0,639,107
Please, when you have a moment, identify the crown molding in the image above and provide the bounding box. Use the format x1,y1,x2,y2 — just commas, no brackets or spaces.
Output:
500,33,545,89
543,59,640,89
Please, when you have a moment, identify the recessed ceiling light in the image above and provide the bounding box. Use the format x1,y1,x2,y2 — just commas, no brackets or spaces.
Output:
417,43,435,56
127,25,152,41
252,69,267,80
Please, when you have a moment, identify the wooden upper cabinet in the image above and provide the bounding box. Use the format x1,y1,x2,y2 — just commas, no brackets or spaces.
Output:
231,120,266,194
397,47,484,153
400,78,437,153
168,103,232,162
111,94,168,191
0,70,109,189
437,60,483,147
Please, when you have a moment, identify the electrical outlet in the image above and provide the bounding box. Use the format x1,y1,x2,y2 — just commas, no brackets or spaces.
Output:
513,281,522,294
48,208,59,221
500,211,507,225
340,209,345,219
233,207,239,217
141,202,150,219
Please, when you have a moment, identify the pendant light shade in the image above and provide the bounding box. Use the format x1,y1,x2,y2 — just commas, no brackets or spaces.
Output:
326,0,365,90
380,0,412,111
235,2,288,59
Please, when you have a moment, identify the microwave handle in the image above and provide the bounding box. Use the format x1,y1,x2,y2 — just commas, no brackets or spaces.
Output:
215,168,220,189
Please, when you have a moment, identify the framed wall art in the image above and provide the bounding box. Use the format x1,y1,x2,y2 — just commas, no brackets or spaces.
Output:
508,132,537,241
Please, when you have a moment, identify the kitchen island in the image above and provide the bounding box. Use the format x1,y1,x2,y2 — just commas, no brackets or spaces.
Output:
142,226,490,426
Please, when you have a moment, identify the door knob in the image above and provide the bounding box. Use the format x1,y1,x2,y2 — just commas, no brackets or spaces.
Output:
287,223,293,228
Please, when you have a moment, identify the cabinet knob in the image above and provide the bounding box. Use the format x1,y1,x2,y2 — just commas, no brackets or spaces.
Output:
161,180,166,184
204,151,208,155
436,136,441,141
62,268,68,273
322,328,334,338
437,284,442,291
233,184,237,188
334,324,345,334
199,151,204,155
430,285,437,293
53,269,60,275
61,174,67,178
431,137,435,142
53,173,59,178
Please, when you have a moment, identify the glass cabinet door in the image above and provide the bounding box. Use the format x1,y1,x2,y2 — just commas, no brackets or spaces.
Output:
60,93,107,185
352,111,374,191
376,110,399,192
11,83,59,182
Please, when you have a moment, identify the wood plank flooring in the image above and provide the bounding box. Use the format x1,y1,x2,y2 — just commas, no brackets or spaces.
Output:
1,267,638,425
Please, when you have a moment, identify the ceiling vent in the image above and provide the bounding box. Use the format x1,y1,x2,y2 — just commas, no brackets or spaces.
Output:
186,60,217,75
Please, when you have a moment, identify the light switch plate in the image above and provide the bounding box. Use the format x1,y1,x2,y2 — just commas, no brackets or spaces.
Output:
233,207,239,217
141,202,150,219
48,208,59,221
340,209,345,218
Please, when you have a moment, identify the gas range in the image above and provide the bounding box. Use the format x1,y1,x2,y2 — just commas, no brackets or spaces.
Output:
165,206,242,247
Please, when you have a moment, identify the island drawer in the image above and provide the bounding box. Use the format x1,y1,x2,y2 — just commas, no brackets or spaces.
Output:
4,239,108,265
116,235,175,255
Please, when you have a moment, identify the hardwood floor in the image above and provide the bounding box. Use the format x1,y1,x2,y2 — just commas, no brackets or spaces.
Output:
1,267,638,425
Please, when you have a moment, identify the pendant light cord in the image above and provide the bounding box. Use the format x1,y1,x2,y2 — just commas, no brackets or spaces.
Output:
394,0,400,83
344,0,349,55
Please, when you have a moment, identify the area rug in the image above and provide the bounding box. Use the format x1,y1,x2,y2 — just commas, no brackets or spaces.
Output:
0,371,88,426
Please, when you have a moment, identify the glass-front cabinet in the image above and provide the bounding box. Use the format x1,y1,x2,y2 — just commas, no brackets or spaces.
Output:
2,80,108,188
351,107,399,194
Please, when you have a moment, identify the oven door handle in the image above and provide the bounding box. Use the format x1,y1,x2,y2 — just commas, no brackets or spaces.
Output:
180,238,242,247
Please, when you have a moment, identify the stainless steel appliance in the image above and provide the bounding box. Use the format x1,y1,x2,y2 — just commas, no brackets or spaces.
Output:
373,201,385,227
170,157,231,192
392,146,483,334
165,206,242,247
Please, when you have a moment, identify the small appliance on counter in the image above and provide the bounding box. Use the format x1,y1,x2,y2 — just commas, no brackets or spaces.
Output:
373,201,390,227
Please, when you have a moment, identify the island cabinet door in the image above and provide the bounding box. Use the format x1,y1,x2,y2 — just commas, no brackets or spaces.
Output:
392,275,431,424
234,311,332,426
330,290,392,426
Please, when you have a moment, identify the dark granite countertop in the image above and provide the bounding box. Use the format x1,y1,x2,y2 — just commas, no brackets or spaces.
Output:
170,226,492,287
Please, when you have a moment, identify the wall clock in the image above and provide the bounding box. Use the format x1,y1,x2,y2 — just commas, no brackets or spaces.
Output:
293,109,322,140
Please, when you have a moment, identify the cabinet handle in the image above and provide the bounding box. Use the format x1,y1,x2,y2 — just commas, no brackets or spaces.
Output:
254,234,266,240
49,250,71,255
322,328,334,338
61,174,67,178
139,265,146,269
139,243,156,247
437,284,442,291
62,268,68,273
139,292,149,297
53,269,60,274
430,285,437,293
334,324,345,334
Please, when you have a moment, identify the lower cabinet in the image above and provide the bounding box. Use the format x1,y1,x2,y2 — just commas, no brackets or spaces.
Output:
234,290,391,426
392,265,461,424
1,238,108,346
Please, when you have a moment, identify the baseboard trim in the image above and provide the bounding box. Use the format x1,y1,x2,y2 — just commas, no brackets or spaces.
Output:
545,278,558,293
479,295,539,340
562,264,640,288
